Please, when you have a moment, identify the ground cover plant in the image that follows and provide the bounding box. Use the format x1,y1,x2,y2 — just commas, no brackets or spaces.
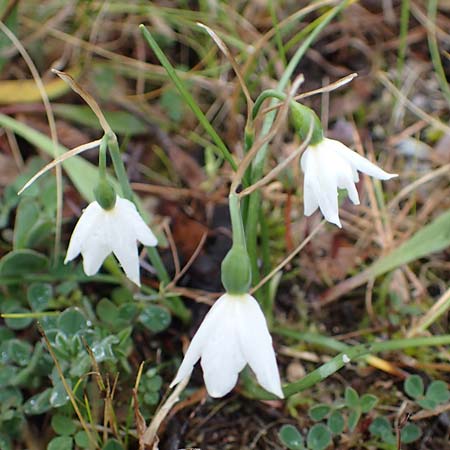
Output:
0,1,449,449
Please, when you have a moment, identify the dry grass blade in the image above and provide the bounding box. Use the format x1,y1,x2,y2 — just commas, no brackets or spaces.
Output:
230,73,304,193
52,69,112,134
37,323,98,449
18,139,103,194
140,375,190,449
197,22,254,119
0,20,63,258
239,117,313,197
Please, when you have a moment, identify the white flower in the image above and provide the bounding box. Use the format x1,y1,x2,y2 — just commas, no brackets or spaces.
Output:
170,293,283,398
300,138,397,227
65,196,157,286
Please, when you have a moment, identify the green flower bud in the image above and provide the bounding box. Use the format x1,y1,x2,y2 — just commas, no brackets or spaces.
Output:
94,179,116,210
221,245,252,295
290,102,324,145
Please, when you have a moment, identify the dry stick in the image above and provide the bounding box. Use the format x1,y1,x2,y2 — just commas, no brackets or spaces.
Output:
38,323,98,448
140,375,191,449
18,139,103,194
166,232,208,290
197,22,254,120
162,221,181,277
251,220,326,294
240,0,336,81
0,20,63,259
377,71,450,135
230,74,305,194
22,18,222,93
239,119,313,197
262,72,358,116
388,163,450,210
407,286,450,337
52,69,112,134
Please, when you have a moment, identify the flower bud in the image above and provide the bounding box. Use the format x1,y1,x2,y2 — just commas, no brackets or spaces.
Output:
94,179,116,210
290,102,324,145
221,245,252,295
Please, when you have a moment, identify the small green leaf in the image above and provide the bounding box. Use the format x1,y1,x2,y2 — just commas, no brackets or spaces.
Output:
145,374,163,392
327,410,344,435
347,409,360,432
74,431,90,448
102,439,125,450
139,305,171,333
3,305,33,330
404,375,424,399
5,339,33,366
13,199,40,249
400,423,422,444
143,391,160,406
57,308,88,336
345,387,359,408
0,326,14,343
0,249,49,276
47,436,73,450
417,398,437,410
51,414,76,436
23,388,52,415
425,380,450,404
50,379,70,408
27,282,52,311
306,424,331,450
278,424,304,450
369,417,395,445
96,298,119,324
309,404,331,421
360,394,378,413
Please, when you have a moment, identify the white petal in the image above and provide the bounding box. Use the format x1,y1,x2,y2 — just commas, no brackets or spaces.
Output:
201,302,246,397
236,295,283,398
80,237,111,275
301,151,319,216
170,294,231,388
335,157,360,205
311,146,342,227
331,139,397,180
65,201,103,263
116,197,158,246
108,212,141,286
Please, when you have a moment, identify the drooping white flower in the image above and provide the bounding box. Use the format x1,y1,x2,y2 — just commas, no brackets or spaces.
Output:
65,196,157,286
300,138,397,227
170,293,283,398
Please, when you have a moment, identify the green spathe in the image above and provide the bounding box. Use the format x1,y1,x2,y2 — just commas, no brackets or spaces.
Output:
290,101,323,145
94,179,116,210
221,245,252,295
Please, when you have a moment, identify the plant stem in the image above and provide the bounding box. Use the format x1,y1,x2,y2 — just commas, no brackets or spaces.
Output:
245,0,352,296
139,24,236,170
107,133,190,322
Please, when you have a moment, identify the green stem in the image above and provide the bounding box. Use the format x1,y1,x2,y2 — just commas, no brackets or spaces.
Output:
427,0,450,105
396,0,410,87
107,133,190,322
106,132,134,201
229,193,246,249
98,135,107,179
139,24,237,171
243,330,450,399
245,0,351,290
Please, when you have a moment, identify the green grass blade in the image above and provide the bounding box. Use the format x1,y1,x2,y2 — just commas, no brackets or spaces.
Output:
139,24,236,170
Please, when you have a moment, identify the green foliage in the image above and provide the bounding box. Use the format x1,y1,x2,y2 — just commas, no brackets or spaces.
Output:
404,375,450,410
138,305,171,333
368,416,422,446
306,424,331,450
278,424,304,450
